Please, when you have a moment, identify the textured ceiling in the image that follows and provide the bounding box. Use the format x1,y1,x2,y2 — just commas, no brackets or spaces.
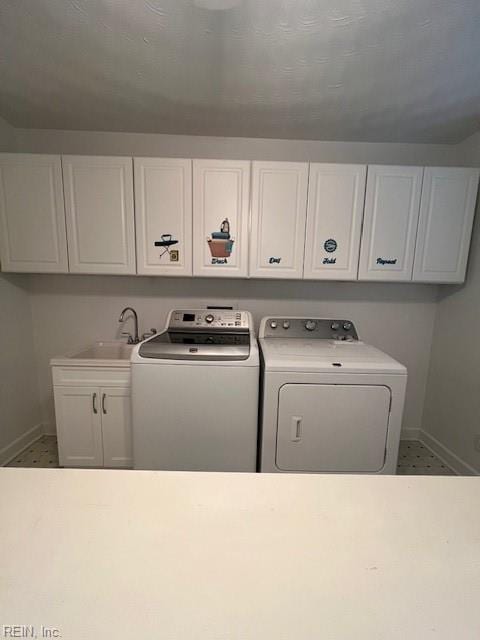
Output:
0,0,479,143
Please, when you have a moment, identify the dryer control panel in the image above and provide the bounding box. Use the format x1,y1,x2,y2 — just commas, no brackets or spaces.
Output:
261,317,359,341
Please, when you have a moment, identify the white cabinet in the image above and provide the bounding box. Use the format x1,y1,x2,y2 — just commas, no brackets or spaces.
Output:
358,165,423,281
193,159,249,277
54,386,104,467
134,158,192,276
53,367,132,469
62,155,135,274
0,153,68,273
250,161,308,279
413,167,480,283
304,164,366,280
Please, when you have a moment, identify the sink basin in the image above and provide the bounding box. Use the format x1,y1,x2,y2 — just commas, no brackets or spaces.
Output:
51,341,134,367
73,342,134,361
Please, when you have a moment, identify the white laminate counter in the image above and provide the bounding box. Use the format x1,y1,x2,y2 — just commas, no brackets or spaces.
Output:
1,469,479,639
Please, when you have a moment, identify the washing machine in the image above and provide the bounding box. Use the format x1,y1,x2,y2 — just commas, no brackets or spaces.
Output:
131,309,259,471
259,317,407,474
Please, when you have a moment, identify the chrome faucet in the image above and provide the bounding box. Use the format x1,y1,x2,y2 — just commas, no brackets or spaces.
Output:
118,307,140,344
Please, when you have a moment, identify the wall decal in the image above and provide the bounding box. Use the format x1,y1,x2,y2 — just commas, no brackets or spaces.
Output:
324,239,337,253
207,218,234,264
154,234,179,261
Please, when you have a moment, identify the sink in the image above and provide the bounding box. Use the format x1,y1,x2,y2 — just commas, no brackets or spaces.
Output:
51,341,134,367
73,342,134,361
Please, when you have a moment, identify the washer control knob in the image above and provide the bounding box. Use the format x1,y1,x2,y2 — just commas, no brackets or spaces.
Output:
331,322,340,331
270,320,278,329
305,320,317,332
205,314,215,324
282,321,290,330
343,321,352,331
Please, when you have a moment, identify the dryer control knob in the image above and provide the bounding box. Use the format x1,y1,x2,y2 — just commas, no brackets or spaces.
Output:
282,321,290,330
343,321,352,331
331,322,340,331
305,320,317,331
270,320,278,329
205,314,215,324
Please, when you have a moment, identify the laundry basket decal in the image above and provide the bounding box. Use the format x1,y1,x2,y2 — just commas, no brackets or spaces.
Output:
207,218,234,264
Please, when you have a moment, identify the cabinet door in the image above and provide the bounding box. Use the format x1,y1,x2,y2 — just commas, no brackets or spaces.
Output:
0,153,68,273
413,167,480,283
304,164,366,280
250,161,308,279
54,386,103,467
358,165,423,281
100,387,132,469
193,159,249,277
134,158,192,276
62,155,135,274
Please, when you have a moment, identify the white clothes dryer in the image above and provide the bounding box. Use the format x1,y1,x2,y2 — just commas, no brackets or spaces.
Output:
259,317,407,474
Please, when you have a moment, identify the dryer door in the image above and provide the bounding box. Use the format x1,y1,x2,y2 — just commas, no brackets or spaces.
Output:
276,384,390,472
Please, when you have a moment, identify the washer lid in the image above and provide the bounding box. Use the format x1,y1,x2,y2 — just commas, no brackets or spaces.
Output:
139,330,250,361
260,339,406,374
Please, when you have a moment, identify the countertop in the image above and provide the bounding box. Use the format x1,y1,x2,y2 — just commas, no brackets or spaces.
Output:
1,469,479,639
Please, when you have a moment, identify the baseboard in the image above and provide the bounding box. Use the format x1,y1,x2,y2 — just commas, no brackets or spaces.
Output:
42,422,57,436
418,429,479,476
0,423,44,467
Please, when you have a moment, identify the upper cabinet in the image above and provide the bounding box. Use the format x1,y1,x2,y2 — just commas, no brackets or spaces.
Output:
250,161,308,279
0,153,68,273
304,164,366,280
193,159,249,278
1,154,478,283
358,165,424,281
134,158,192,276
62,155,135,274
413,167,480,283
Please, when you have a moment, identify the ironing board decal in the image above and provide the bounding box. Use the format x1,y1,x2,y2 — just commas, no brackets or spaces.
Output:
154,234,179,262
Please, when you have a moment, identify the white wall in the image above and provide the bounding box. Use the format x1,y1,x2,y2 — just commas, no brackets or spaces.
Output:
0,274,41,460
6,125,468,449
28,275,438,436
0,117,42,462
0,116,15,151
13,127,466,165
422,132,480,472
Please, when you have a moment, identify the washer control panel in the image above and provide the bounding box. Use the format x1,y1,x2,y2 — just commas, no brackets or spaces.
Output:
262,317,358,340
169,309,249,331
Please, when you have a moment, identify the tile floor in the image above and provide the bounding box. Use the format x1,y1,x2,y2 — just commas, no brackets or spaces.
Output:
6,436,456,475
7,435,59,468
396,440,455,475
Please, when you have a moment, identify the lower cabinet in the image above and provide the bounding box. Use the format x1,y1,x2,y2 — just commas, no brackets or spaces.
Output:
53,379,132,469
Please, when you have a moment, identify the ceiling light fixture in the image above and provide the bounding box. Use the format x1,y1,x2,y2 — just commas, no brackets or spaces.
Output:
194,0,242,10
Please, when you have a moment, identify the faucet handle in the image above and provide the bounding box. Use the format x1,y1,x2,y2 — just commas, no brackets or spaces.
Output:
121,331,134,345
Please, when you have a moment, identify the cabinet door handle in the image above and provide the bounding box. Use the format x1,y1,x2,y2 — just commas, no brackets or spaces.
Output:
102,393,107,414
92,393,98,414
291,416,302,442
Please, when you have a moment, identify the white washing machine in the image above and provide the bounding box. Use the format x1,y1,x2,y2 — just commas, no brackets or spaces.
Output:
259,317,407,474
131,309,259,471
